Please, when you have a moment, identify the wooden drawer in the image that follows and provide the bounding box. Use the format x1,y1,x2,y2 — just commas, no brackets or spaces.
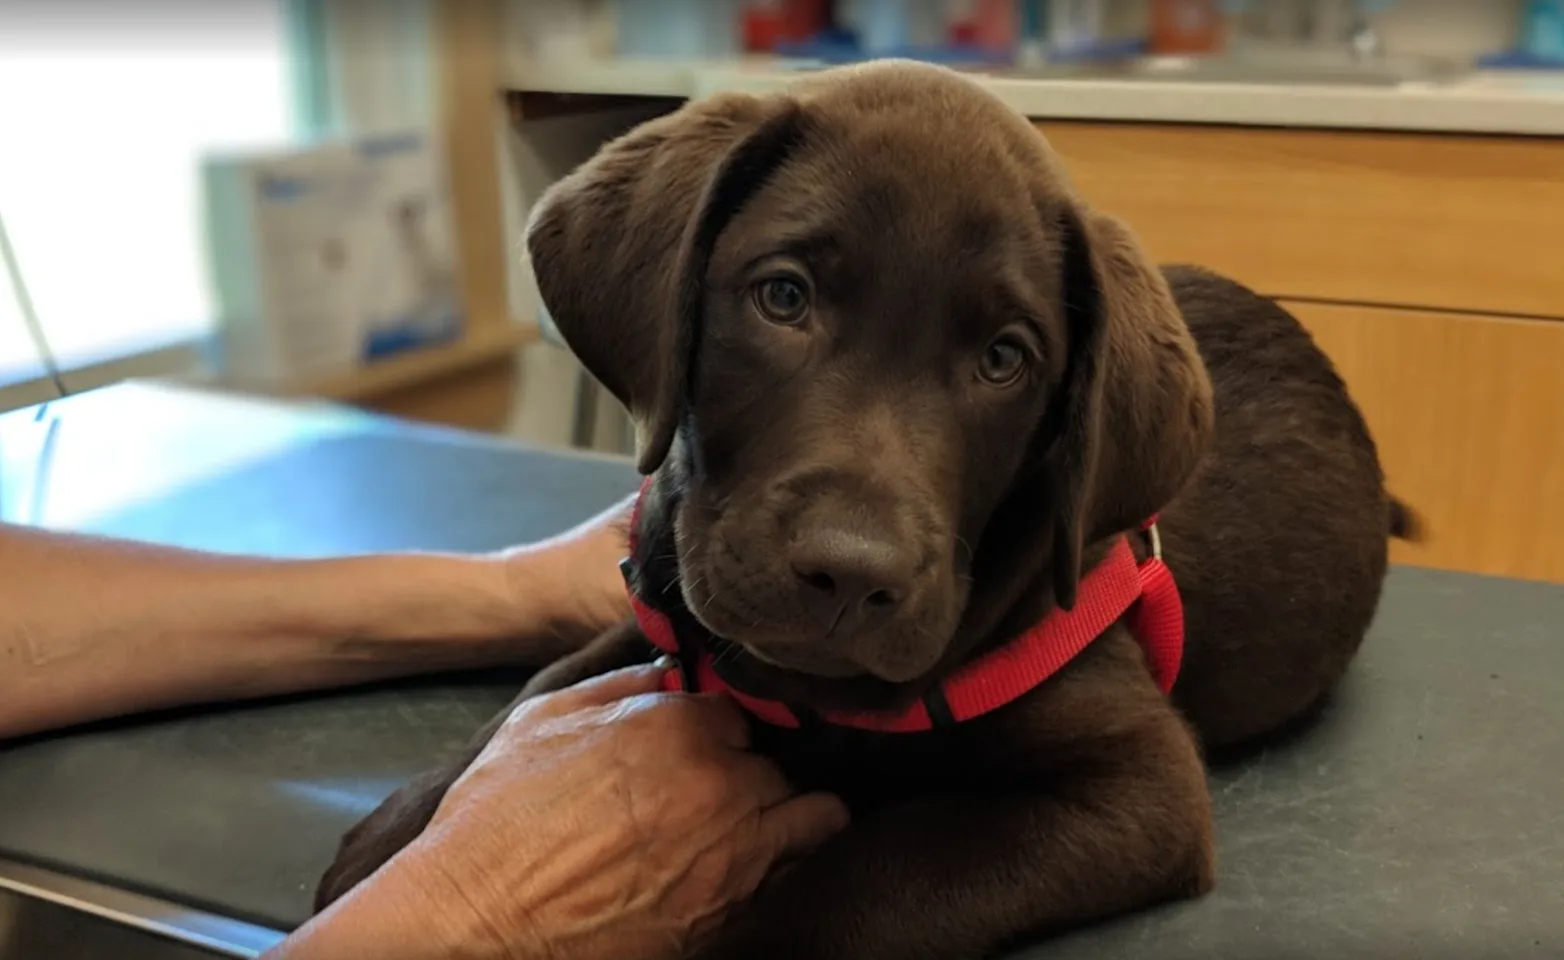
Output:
1041,122,1564,319
1285,300,1564,583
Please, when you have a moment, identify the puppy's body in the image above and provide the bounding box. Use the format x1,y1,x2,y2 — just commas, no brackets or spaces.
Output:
1165,267,1394,749
316,62,1407,958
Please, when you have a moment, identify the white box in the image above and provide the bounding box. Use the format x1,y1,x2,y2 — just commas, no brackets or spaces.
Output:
202,131,463,384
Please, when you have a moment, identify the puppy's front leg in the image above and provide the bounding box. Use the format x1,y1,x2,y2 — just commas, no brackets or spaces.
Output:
695,712,1214,960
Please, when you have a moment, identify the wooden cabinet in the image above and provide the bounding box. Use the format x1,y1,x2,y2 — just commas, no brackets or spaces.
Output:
1290,302,1564,582
1038,120,1564,583
1041,122,1564,319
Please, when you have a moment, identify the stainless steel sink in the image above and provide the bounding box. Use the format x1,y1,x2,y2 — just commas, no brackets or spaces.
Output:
977,48,1469,88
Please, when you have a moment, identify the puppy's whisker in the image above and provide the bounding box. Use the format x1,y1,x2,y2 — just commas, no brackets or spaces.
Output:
955,536,975,565
681,576,707,603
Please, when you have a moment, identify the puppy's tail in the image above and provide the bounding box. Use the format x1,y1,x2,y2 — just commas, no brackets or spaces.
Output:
1388,495,1425,543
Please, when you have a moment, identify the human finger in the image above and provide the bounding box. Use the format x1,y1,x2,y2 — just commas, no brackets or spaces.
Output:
722,753,794,810
524,659,675,719
676,693,753,751
756,792,850,863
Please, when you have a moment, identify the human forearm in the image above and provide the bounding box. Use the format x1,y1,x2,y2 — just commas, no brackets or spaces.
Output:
0,496,634,739
0,528,520,738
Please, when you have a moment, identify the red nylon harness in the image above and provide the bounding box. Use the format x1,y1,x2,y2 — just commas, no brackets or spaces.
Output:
624,484,1183,733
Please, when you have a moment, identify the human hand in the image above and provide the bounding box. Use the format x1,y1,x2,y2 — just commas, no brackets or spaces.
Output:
277,662,848,960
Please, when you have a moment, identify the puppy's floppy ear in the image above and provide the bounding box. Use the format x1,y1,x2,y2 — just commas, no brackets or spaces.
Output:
526,95,804,474
1045,204,1214,608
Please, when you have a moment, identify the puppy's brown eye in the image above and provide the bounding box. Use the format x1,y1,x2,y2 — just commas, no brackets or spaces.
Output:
754,277,809,325
979,337,1028,386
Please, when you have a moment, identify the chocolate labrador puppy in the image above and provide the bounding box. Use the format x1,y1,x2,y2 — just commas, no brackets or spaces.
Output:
316,61,1417,958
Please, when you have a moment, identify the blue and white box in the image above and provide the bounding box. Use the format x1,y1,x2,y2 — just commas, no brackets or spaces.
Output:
202,131,463,383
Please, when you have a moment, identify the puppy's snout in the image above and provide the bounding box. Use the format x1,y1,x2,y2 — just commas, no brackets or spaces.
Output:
789,527,916,635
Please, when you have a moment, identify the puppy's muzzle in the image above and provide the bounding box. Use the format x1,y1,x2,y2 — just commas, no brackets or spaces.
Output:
788,524,915,636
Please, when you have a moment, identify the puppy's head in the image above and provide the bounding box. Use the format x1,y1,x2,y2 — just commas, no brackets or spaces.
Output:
529,62,1212,706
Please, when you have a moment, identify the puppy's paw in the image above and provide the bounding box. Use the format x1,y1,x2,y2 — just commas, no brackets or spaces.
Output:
312,765,457,912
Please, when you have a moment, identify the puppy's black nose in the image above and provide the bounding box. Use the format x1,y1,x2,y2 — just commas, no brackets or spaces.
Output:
789,529,913,634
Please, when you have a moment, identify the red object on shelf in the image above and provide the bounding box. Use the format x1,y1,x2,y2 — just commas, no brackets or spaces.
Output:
743,7,784,52
970,0,1016,53
779,0,831,42
1148,0,1225,54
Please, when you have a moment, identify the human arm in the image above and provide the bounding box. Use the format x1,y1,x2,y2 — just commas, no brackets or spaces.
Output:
0,495,633,739
266,663,849,960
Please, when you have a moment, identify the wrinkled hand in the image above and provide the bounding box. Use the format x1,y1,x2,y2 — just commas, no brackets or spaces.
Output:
283,663,848,960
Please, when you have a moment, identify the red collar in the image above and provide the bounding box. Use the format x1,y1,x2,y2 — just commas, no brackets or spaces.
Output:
623,485,1183,733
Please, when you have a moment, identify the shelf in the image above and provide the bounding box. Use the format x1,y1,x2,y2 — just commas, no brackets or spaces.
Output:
508,57,716,99
275,321,540,403
505,57,1564,137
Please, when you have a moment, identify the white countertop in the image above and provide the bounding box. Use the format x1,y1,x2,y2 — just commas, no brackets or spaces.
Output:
507,58,1564,136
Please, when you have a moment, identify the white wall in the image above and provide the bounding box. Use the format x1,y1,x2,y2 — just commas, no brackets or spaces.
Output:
321,0,437,134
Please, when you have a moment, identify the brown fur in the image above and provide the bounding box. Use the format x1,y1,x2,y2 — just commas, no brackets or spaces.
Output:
315,61,1412,958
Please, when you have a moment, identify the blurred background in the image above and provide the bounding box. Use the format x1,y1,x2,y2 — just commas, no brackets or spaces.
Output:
0,0,1560,582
